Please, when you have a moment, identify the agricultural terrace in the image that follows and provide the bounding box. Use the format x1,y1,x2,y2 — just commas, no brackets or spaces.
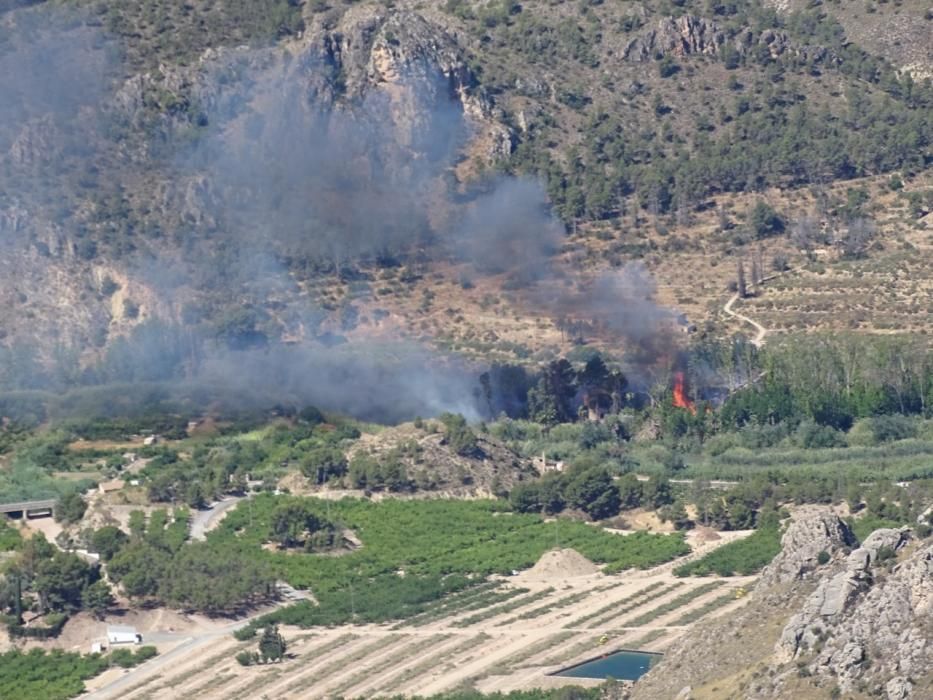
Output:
81,530,754,700
209,496,690,626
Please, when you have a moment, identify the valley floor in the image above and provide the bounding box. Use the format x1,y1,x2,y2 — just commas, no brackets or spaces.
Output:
79,531,754,699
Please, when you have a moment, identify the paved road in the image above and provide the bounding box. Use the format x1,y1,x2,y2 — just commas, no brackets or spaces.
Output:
189,496,246,541
81,607,266,700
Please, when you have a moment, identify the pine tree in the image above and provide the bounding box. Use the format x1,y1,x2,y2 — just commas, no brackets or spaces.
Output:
82,581,115,620
737,260,747,298
258,624,286,663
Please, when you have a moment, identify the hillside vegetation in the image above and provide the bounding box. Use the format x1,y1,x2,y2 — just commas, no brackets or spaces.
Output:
0,0,929,373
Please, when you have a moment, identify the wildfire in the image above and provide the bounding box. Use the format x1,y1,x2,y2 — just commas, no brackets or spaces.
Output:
672,371,696,414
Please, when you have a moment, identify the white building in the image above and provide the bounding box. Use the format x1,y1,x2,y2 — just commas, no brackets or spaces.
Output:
107,625,142,645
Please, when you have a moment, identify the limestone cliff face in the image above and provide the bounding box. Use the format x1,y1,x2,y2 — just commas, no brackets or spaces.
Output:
629,511,933,700
757,507,857,588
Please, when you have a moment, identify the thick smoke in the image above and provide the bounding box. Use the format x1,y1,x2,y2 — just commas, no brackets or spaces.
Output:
177,62,465,271
453,178,564,283
0,8,111,240
198,344,482,423
545,263,676,370
0,11,107,149
0,6,682,424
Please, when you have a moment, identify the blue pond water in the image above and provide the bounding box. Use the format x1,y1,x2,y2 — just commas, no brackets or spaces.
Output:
553,650,661,681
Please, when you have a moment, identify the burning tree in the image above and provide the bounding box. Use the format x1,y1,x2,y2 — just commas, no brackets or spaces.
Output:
672,372,696,415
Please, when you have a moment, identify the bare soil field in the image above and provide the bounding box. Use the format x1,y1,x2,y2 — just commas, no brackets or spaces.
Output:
79,533,755,700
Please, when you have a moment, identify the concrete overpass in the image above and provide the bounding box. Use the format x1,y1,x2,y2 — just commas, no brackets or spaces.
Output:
0,499,56,518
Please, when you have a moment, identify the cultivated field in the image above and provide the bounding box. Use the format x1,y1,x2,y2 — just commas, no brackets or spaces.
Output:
80,531,754,700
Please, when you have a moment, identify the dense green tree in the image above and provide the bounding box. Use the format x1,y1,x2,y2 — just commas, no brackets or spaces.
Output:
509,482,543,513
258,624,287,663
54,492,87,525
440,413,480,457
90,526,129,562
108,543,170,598
641,476,673,509
749,201,786,239
158,542,274,614
300,447,348,484
616,473,644,510
528,360,577,425
270,502,322,549
565,468,620,520
34,552,95,613
81,580,115,619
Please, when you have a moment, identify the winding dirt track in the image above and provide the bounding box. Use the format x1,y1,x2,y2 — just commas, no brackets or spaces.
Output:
723,293,768,347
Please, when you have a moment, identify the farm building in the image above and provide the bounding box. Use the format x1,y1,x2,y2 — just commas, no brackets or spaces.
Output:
107,625,142,645
98,479,125,495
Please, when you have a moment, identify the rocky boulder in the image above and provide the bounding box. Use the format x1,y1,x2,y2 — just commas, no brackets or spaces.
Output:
805,542,931,698
622,14,841,67
623,15,724,62
758,509,856,587
777,527,913,663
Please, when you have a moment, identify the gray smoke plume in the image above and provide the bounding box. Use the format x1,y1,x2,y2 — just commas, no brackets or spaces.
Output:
0,7,112,241
0,10,107,148
546,263,676,367
174,58,465,273
198,343,483,423
454,178,564,283
0,6,682,425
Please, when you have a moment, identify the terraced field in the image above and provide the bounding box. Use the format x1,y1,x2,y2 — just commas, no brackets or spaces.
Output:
84,532,755,699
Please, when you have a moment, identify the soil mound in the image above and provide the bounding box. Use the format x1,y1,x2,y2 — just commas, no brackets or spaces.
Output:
520,548,600,581
694,526,722,543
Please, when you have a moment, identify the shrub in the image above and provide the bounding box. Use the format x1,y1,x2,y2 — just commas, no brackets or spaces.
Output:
794,421,847,449
233,624,258,641
817,550,831,565
236,650,256,666
868,415,916,443
749,201,785,238
439,413,479,457
54,492,87,525
0,520,22,551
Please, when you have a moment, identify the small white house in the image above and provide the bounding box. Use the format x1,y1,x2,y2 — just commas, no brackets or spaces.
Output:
107,625,142,645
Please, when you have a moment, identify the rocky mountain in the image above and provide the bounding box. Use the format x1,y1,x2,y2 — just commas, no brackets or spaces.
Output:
0,0,930,393
629,509,933,700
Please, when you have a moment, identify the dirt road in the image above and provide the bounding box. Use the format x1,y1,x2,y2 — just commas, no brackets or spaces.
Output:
723,293,768,347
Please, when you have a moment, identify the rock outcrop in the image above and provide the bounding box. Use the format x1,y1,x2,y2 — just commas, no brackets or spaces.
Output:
757,508,856,587
623,16,725,62
777,528,912,661
775,533,931,698
623,14,841,66
631,509,932,700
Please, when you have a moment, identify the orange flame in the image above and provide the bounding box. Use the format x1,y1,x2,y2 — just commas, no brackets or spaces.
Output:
673,372,696,414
